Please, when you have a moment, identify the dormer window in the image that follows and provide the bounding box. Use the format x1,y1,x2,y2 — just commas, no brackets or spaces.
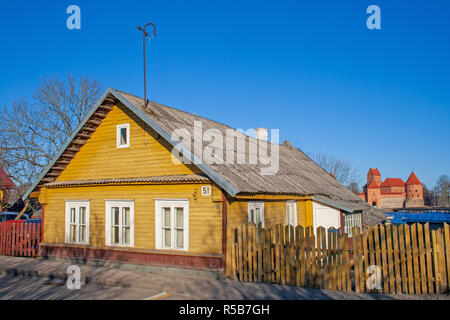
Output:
117,124,130,148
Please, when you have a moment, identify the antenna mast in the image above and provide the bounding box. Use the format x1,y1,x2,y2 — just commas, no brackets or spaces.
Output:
137,22,156,107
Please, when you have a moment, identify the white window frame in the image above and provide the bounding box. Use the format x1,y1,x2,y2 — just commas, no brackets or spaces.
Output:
286,201,297,227
155,200,189,251
344,212,362,237
116,123,130,149
65,200,90,245
248,202,264,227
105,200,135,247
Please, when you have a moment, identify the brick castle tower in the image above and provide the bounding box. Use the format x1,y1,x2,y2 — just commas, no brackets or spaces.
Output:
359,169,424,209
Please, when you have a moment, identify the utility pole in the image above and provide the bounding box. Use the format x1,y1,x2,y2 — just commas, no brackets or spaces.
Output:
137,22,156,107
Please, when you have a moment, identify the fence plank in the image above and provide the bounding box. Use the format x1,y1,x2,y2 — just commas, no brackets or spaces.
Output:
344,235,351,291
417,223,427,294
279,225,285,285
336,233,342,291
332,232,337,291
432,229,440,293
386,224,395,294
314,230,321,288
398,225,407,294
34,223,38,258
229,228,236,279
299,226,306,287
340,233,346,291
318,227,326,289
362,229,369,293
243,224,249,282
257,225,263,283
411,224,421,294
444,223,450,292
391,225,402,294
0,223,4,255
295,226,301,287
405,224,414,294
290,225,296,285
237,226,243,281
327,230,332,290
311,231,317,288
247,224,253,282
379,225,388,294
373,225,382,293
305,227,312,288
424,223,434,294
274,225,280,284
284,226,291,285
437,228,447,292
253,225,259,281
353,227,361,293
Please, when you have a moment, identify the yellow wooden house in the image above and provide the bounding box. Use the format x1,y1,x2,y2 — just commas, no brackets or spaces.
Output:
24,88,384,274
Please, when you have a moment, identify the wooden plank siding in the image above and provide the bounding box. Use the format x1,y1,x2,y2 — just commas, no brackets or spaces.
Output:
56,104,202,182
41,184,222,255
226,198,314,231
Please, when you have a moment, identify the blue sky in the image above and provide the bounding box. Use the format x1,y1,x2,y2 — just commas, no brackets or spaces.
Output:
0,0,448,188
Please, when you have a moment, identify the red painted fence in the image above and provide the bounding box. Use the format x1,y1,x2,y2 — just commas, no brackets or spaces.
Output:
0,221,42,258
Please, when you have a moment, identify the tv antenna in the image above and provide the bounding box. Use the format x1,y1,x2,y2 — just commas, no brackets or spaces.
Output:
137,22,156,107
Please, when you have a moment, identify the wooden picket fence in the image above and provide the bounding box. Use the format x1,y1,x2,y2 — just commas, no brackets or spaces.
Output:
227,223,450,294
0,221,42,258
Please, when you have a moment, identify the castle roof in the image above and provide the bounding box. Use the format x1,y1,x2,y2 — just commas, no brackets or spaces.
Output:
367,180,380,188
381,178,405,187
368,168,381,176
406,171,422,185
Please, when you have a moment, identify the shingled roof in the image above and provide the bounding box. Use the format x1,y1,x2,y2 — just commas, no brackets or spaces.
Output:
406,171,422,185
24,88,385,223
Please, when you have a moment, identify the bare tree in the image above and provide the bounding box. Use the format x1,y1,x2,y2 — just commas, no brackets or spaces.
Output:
347,181,360,195
434,174,449,207
311,152,360,188
0,75,102,188
423,184,435,207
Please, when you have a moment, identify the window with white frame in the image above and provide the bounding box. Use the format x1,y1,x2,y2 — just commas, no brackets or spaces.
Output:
116,123,130,148
344,212,362,237
105,200,134,247
65,201,90,244
155,200,189,251
286,201,297,227
248,202,264,227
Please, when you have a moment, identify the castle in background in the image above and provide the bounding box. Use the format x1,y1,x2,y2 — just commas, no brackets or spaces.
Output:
358,168,424,209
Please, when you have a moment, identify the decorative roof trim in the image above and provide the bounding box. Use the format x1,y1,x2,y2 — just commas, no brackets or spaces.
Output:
43,175,210,188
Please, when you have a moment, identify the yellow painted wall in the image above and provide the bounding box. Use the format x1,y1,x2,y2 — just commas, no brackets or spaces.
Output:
57,104,200,181
42,183,222,255
226,198,313,230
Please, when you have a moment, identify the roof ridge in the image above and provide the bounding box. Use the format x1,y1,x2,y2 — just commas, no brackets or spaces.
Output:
116,89,295,148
